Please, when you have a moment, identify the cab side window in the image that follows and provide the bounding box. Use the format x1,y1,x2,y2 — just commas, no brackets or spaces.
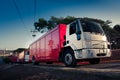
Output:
69,22,76,35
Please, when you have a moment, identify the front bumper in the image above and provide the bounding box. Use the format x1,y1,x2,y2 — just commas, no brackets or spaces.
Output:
74,49,111,59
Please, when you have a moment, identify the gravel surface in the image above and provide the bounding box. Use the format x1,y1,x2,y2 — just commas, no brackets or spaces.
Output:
0,63,120,80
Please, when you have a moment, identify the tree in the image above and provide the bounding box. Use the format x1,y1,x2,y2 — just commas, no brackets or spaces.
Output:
113,24,120,32
47,16,60,30
63,16,76,24
34,18,47,31
113,24,120,49
46,16,76,29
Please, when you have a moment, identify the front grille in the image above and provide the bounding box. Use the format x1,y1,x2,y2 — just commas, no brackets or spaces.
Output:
97,53,106,56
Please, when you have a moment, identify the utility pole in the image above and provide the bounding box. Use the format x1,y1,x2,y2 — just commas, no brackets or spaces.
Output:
31,29,38,38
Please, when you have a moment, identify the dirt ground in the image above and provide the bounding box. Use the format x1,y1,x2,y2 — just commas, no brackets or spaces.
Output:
0,50,120,80
0,64,119,80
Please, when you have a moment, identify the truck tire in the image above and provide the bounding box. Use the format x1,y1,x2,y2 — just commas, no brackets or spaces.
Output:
89,58,100,64
32,57,39,65
63,49,77,67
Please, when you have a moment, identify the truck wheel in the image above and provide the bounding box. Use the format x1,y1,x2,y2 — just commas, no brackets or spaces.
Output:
89,58,100,64
63,49,77,67
32,57,39,65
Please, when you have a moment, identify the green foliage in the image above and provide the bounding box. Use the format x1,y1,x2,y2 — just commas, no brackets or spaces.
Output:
62,16,76,24
112,25,120,49
34,18,47,31
34,16,76,31
113,24,120,32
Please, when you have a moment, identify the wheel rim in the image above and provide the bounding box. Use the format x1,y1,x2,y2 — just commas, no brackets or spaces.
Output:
65,53,73,65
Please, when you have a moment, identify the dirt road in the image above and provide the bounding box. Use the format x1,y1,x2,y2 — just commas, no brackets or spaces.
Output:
0,61,120,80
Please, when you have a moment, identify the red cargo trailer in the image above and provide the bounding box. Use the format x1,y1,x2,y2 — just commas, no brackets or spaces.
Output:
29,24,66,64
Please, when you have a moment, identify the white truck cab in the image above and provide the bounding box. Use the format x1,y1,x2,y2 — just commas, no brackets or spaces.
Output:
63,19,111,67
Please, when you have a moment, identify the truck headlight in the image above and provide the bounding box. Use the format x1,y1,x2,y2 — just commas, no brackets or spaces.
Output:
75,50,83,58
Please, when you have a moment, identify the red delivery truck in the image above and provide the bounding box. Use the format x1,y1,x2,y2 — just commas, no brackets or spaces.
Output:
29,19,111,67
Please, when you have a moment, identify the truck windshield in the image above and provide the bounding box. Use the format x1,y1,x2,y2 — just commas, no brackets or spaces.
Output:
81,20,104,34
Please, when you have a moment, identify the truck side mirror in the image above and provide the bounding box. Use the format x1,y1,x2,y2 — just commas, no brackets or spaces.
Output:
76,31,81,34
76,31,81,40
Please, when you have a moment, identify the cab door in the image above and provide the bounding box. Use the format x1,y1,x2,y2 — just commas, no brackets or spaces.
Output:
66,20,83,50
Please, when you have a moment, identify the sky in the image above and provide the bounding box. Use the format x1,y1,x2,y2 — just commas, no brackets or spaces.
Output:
0,0,120,50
